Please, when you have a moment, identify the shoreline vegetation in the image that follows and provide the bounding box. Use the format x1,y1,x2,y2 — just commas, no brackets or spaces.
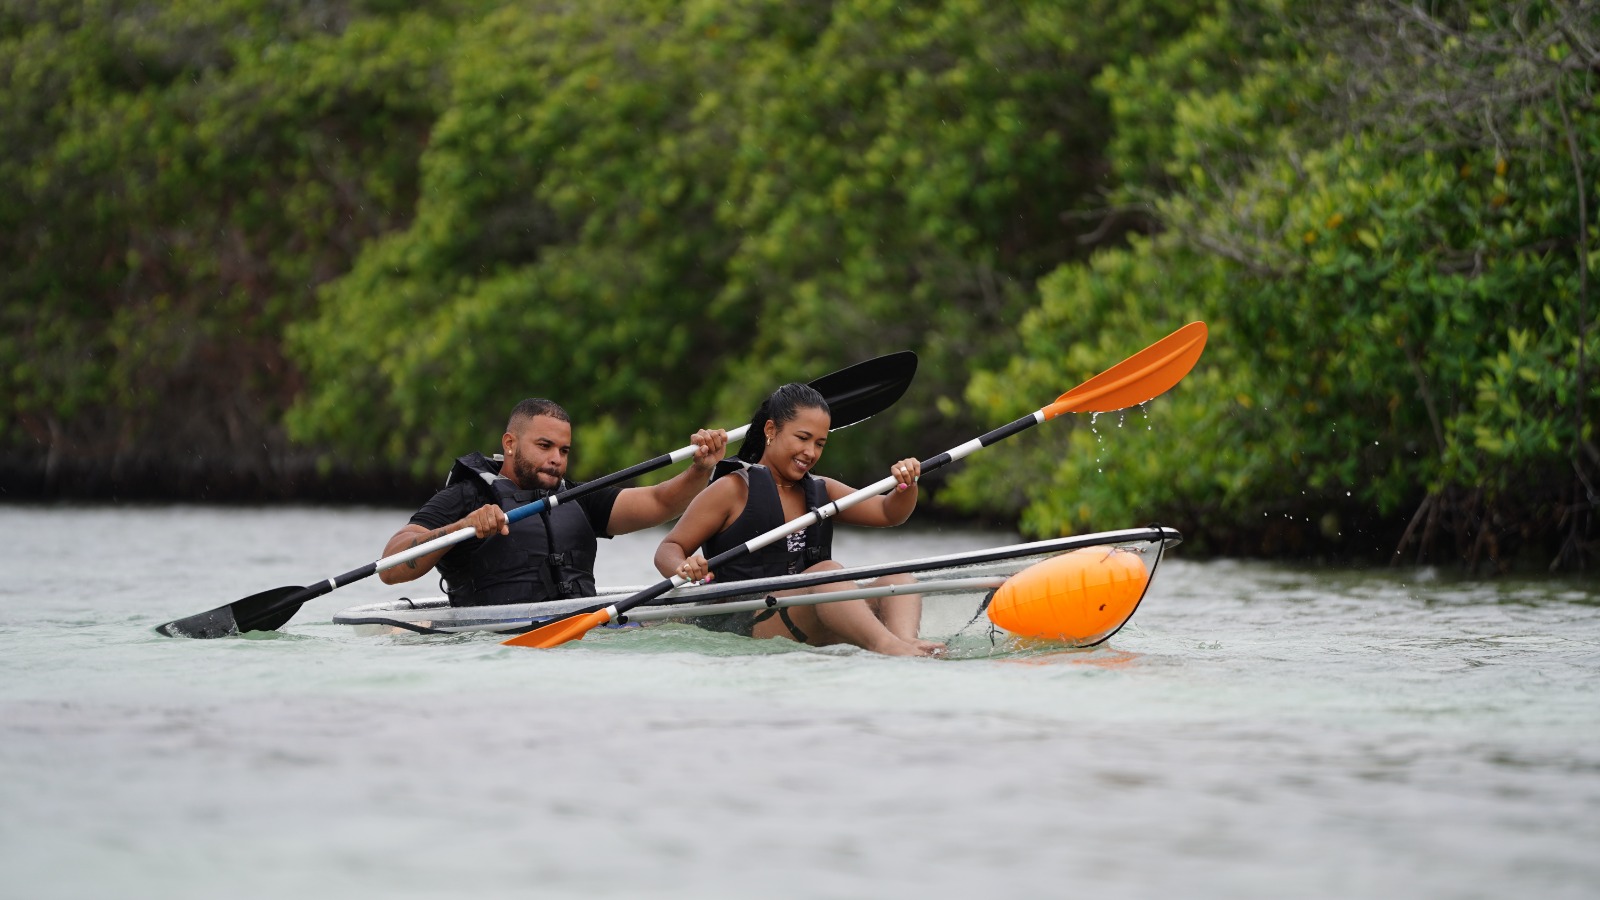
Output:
5,1,1595,572
0,451,1485,573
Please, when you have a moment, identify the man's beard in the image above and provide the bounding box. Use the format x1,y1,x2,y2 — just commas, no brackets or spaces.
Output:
512,456,561,494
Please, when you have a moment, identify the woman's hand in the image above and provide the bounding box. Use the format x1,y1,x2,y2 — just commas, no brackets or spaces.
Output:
674,553,714,584
890,457,921,492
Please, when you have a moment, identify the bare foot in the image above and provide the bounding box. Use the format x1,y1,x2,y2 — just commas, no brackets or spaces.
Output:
869,637,944,657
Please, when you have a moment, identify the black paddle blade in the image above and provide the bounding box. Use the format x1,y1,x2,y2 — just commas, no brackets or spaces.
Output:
234,585,311,633
154,604,238,639
154,585,306,639
811,350,917,430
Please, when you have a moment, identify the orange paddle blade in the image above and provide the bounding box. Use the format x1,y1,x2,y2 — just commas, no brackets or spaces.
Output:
1042,321,1207,419
500,608,613,648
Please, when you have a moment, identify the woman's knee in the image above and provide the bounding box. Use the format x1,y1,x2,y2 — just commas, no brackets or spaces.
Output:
803,560,853,594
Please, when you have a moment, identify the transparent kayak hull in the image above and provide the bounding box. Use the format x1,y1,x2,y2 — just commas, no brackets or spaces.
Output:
331,526,1181,644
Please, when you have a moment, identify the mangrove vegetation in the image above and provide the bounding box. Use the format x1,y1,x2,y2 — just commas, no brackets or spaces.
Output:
3,0,1596,569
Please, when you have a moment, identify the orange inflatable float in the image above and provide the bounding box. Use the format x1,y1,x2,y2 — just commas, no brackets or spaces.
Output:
986,546,1150,646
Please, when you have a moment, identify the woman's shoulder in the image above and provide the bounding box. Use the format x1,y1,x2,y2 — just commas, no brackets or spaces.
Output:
700,463,751,504
710,458,758,482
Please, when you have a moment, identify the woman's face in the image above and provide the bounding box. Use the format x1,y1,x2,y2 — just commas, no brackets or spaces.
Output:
762,406,832,482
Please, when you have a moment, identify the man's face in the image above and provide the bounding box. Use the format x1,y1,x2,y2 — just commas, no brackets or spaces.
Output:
503,415,572,491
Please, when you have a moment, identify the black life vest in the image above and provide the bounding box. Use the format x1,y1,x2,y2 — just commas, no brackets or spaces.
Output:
438,452,599,607
702,460,833,582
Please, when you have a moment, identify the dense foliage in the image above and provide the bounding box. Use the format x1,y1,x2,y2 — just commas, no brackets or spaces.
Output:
2,0,461,490
946,0,1599,569
284,0,1195,480
5,0,1595,567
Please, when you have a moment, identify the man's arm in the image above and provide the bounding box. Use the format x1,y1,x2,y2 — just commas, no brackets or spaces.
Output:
606,428,728,535
378,504,508,584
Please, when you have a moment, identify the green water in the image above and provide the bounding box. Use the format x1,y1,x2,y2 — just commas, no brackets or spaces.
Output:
2,505,1597,898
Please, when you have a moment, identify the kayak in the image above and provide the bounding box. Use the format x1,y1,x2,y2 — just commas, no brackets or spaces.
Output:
333,526,1181,646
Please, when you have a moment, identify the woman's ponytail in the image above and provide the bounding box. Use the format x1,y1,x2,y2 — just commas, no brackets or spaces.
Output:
737,399,773,464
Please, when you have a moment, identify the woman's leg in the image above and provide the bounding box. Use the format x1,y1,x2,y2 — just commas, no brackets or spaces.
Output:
752,562,943,656
870,572,925,643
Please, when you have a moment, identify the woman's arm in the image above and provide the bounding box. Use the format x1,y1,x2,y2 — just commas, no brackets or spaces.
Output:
830,457,921,527
653,475,746,581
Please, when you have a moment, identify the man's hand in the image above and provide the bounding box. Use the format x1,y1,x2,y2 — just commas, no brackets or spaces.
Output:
459,503,510,538
689,428,729,472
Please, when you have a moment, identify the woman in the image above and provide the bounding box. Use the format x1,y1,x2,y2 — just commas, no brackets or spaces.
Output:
654,383,944,657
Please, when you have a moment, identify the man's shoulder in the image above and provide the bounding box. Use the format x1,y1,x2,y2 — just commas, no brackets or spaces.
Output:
411,480,486,528
561,480,620,536
431,478,489,504
446,453,502,489
569,479,625,508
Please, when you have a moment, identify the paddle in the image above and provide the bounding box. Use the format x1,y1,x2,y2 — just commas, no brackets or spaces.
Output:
501,321,1208,649
153,351,918,639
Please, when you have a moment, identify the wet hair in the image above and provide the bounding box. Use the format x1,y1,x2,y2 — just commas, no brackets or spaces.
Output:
738,383,830,464
506,398,570,433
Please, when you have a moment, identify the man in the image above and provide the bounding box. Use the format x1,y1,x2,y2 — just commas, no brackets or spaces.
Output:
380,398,728,606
